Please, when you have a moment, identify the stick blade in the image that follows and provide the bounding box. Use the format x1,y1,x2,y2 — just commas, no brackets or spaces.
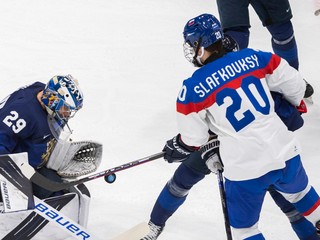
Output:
111,222,149,240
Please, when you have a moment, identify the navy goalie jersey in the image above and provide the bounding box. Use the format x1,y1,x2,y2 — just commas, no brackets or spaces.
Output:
0,82,55,168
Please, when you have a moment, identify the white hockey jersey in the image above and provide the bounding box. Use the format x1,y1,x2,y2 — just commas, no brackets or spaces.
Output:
176,48,306,181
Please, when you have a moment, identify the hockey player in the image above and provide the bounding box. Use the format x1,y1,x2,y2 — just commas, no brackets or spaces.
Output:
0,75,84,199
0,75,102,238
141,14,320,240
216,0,314,99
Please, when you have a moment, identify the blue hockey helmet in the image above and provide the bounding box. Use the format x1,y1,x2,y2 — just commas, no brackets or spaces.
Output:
183,14,223,66
41,74,84,127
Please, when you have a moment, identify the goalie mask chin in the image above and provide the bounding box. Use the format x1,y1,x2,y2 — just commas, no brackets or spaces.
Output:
47,115,72,142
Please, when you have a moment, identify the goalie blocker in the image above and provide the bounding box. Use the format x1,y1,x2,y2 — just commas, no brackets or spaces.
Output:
0,153,91,239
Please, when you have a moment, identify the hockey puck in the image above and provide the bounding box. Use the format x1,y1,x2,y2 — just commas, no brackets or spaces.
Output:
104,173,116,183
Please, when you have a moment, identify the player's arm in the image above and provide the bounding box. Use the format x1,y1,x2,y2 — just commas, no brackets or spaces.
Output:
162,112,209,163
0,107,34,154
162,81,212,163
264,53,305,106
0,130,17,154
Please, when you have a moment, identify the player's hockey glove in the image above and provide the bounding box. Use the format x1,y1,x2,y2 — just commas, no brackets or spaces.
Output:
163,134,197,163
200,136,223,174
222,34,239,52
297,100,307,114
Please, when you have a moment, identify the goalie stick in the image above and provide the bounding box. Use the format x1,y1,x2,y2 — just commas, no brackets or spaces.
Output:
30,152,165,192
2,195,101,240
32,197,102,240
110,222,149,240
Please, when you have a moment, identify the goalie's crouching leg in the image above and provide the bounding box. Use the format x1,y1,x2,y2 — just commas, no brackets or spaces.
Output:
0,183,91,238
69,183,91,227
32,167,66,199
32,167,91,226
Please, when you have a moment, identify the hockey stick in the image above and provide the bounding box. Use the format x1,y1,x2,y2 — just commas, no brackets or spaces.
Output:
32,197,102,240
217,170,233,240
110,222,149,240
2,194,75,239
30,152,165,192
2,195,101,240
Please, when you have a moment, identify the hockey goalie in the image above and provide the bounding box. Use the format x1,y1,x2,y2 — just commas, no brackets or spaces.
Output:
0,75,102,239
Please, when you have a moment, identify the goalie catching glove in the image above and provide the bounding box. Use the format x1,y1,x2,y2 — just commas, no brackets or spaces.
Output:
200,136,223,174
46,140,103,178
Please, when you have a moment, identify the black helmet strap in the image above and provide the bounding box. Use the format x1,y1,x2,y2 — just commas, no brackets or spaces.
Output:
192,37,203,67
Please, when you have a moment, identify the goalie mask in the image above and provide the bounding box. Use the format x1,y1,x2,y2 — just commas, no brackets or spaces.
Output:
183,14,223,67
41,75,84,140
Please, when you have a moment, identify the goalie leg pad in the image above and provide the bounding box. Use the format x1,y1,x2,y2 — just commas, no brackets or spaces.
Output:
0,153,34,212
68,183,91,227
